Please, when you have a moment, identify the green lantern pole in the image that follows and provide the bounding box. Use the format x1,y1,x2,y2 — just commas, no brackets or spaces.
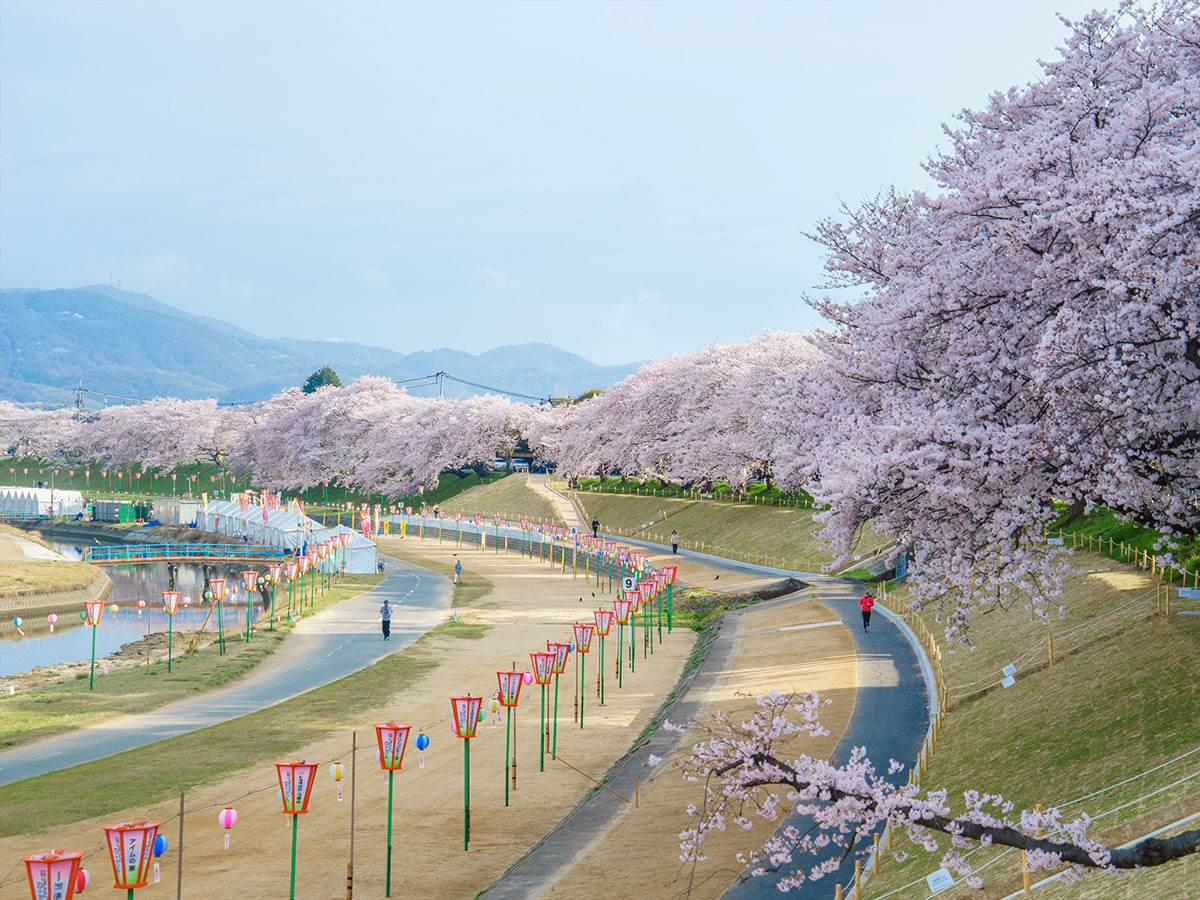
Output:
667,583,673,633
463,737,470,851
287,577,293,622
598,634,605,704
270,580,276,631
385,769,394,895
288,814,298,900
89,619,98,689
217,599,225,654
539,683,546,771
617,622,623,689
504,705,511,807
167,619,173,672
552,671,560,759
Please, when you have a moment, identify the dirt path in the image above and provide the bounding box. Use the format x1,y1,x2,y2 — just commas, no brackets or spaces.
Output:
0,530,67,561
0,534,697,899
485,585,858,900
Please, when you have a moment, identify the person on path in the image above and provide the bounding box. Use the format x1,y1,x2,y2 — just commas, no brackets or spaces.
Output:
592,518,600,538
454,561,463,584
859,592,875,632
671,530,679,554
380,599,392,640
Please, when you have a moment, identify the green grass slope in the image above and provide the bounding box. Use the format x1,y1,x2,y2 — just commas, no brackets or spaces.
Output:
434,473,561,523
861,554,1200,899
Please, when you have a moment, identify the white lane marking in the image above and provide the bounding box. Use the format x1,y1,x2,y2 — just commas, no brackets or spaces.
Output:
778,622,840,632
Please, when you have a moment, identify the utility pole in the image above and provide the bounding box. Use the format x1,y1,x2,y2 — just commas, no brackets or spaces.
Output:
436,371,446,400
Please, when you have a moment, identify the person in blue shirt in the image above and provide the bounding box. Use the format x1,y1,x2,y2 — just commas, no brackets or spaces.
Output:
380,600,392,640
454,561,463,584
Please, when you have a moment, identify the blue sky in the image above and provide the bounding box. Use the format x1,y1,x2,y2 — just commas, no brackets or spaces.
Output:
1,0,1103,364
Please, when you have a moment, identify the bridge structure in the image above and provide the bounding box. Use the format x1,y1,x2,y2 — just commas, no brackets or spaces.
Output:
85,543,290,565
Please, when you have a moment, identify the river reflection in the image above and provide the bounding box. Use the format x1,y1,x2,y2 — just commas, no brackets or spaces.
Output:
1,539,256,677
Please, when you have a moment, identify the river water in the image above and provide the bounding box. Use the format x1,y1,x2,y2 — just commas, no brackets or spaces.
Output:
1,539,257,677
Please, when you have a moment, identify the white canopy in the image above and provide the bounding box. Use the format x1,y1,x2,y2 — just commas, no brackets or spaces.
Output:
195,501,377,573
0,486,84,517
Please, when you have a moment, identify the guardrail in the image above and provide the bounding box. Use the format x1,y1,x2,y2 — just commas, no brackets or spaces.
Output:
85,543,289,564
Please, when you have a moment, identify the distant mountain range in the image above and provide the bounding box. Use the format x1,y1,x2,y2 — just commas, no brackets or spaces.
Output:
0,286,643,406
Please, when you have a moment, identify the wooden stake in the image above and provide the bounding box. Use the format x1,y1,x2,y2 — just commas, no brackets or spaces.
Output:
348,731,357,900
1048,632,1054,667
872,832,880,873
635,777,640,807
854,859,861,899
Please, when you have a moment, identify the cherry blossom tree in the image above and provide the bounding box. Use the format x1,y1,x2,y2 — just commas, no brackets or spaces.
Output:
768,0,1199,640
673,692,1199,893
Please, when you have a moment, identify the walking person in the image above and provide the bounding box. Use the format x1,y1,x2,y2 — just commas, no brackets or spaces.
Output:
592,518,600,539
454,560,463,584
670,530,679,554
380,599,392,640
859,592,875,632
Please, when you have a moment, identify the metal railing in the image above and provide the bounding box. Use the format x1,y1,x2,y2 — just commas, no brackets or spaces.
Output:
85,543,288,564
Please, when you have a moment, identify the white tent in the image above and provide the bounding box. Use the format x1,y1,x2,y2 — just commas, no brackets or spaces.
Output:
313,523,378,575
0,486,84,517
195,501,377,574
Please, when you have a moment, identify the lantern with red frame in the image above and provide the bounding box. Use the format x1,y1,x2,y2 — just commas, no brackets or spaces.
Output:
266,564,283,631
161,591,180,673
209,577,228,655
23,849,82,900
572,623,596,728
530,651,555,771
593,608,615,705
374,722,411,896
240,570,258,643
275,761,319,900
450,695,483,850
638,579,657,657
546,641,570,758
496,671,524,806
83,600,105,690
102,821,159,897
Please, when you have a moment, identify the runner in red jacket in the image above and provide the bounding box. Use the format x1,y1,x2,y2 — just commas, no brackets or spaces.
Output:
859,593,875,632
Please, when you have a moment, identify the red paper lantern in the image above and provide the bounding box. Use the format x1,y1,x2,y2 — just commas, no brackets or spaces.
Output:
23,849,82,900
102,821,159,890
267,564,283,583
625,588,642,613
275,761,319,814
83,601,104,627
374,722,412,770
572,622,596,654
613,597,633,625
496,670,523,707
450,695,483,738
161,591,180,615
530,651,555,686
210,578,226,600
547,641,571,675
241,571,257,592
299,555,311,573
593,608,614,636
286,562,299,579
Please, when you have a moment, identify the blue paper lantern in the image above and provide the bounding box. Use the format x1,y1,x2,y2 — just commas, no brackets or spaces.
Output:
12,617,22,628
153,835,168,857
415,733,430,751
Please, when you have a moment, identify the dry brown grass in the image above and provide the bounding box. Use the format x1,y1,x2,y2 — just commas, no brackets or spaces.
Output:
0,559,101,596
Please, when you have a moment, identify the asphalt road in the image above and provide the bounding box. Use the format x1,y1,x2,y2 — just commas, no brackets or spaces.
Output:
0,554,450,786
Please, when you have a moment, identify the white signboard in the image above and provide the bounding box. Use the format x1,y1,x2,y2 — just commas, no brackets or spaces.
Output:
926,868,955,893
1001,675,1016,688
1002,664,1017,677
622,576,637,592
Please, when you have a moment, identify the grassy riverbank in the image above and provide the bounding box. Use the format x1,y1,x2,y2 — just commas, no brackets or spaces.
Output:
0,574,382,751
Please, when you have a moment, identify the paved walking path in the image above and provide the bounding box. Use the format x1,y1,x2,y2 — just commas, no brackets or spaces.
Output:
482,545,931,899
0,554,450,786
0,530,67,561
529,473,591,532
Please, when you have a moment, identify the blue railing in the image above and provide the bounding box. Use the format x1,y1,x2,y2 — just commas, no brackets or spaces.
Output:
86,544,288,564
